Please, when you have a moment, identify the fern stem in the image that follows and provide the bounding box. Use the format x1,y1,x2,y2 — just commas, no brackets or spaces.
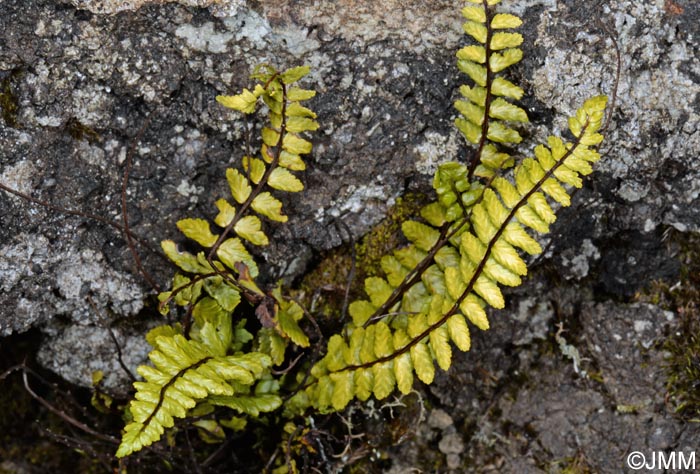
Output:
157,271,224,312
362,222,452,328
364,175,499,328
443,124,591,320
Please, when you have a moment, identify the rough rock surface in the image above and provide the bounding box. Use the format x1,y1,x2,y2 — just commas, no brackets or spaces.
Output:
0,0,698,468
387,298,700,473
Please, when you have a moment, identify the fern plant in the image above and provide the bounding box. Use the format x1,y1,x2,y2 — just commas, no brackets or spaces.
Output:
117,64,317,457
117,0,608,466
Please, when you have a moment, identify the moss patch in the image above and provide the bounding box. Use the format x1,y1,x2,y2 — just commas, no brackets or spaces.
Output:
293,194,426,322
0,69,21,128
637,230,700,420
354,193,424,278
65,117,101,143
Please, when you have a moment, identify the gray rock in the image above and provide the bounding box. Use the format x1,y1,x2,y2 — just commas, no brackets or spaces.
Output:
582,302,673,407
0,234,143,336
428,408,455,431
510,296,555,346
439,432,465,455
37,323,152,396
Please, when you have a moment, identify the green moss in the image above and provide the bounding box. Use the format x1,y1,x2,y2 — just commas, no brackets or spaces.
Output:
293,194,426,321
65,117,101,143
0,69,21,128
354,193,425,278
637,230,700,421
548,451,594,474
664,313,700,421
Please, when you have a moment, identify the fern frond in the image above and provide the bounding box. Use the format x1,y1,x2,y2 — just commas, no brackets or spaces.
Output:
455,0,528,180
120,66,318,458
158,65,317,307
298,95,607,413
156,65,317,342
116,330,275,457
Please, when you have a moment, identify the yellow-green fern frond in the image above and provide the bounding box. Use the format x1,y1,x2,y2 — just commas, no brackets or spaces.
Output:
158,65,317,316
455,1,529,180
299,96,607,413
116,332,275,457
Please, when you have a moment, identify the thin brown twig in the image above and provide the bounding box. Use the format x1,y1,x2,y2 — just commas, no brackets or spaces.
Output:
285,425,303,473
87,296,137,383
202,436,236,467
0,181,162,259
0,364,24,381
270,352,305,375
185,427,205,474
283,350,320,402
263,446,281,474
281,296,325,402
467,0,496,181
182,303,195,338
39,426,114,471
108,327,137,383
332,218,357,326
21,368,118,444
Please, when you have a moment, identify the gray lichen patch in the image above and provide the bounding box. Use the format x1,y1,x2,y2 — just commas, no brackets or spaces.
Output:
65,0,245,17
530,0,700,231
175,22,234,54
559,238,601,281
0,234,144,336
413,130,463,176
510,296,555,346
0,159,36,195
55,249,144,319
37,323,152,396
257,0,463,52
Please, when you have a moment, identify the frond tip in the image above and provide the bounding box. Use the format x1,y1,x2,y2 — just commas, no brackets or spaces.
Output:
116,332,275,457
455,0,528,180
